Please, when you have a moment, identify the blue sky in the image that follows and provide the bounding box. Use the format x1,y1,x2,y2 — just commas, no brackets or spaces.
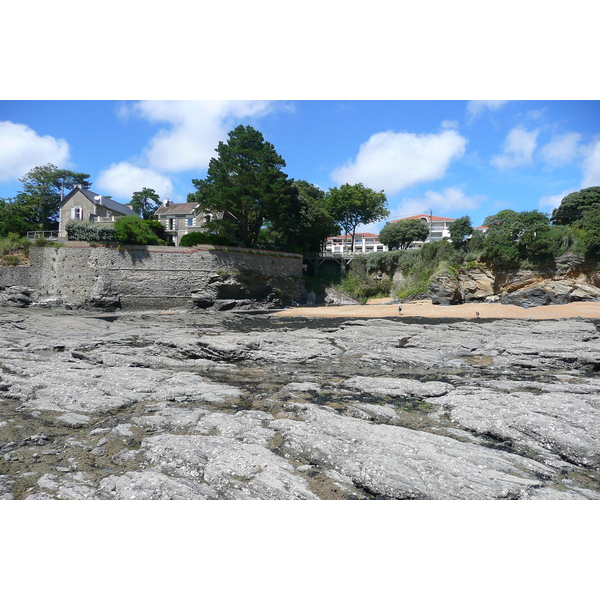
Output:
1,100,598,232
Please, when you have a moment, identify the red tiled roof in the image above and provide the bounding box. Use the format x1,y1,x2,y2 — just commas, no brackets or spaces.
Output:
389,214,456,223
327,233,379,240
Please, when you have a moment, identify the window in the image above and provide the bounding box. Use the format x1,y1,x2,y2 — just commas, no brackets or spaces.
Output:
71,206,83,220
187,217,194,227
168,218,175,230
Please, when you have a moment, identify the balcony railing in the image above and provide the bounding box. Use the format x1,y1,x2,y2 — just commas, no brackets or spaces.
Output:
27,230,59,240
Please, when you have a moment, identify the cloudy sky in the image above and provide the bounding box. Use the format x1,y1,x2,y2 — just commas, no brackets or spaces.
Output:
1,99,598,231
2,3,598,234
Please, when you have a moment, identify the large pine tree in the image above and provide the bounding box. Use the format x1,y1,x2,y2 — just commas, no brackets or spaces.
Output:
190,125,298,247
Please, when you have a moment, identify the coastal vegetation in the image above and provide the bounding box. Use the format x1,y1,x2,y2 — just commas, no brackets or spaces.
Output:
1,122,599,303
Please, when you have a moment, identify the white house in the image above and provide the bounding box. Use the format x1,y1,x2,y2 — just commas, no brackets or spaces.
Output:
324,232,388,254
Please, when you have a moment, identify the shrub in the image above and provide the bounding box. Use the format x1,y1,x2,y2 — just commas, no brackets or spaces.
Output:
66,220,116,242
179,231,235,247
114,216,168,245
0,254,24,266
0,233,30,257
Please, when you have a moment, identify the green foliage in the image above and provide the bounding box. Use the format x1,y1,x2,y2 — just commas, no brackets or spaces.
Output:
65,220,117,242
114,216,168,245
551,186,600,225
190,125,299,247
16,164,91,230
0,254,25,266
291,180,339,252
0,197,34,237
379,219,429,250
575,206,600,257
338,270,392,303
179,231,235,247
130,188,162,220
448,215,473,248
0,232,31,256
364,250,403,277
326,183,389,251
481,209,553,267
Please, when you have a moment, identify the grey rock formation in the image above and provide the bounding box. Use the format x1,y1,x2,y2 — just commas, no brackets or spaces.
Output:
424,264,600,306
1,307,599,500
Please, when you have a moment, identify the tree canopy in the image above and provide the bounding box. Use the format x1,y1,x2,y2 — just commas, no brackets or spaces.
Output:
448,215,473,248
130,188,162,220
189,125,300,247
326,183,389,252
551,186,600,225
291,180,339,252
16,164,91,230
379,219,429,250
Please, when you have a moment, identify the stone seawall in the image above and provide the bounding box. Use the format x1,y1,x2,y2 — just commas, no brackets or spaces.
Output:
2,243,303,309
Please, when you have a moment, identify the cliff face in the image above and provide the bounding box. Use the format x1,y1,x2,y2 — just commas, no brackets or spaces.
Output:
426,255,600,306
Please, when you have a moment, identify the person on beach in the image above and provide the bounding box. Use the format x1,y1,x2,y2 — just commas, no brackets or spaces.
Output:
398,302,403,315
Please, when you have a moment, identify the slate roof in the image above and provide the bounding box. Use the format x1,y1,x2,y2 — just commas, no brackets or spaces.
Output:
154,202,200,216
62,187,136,216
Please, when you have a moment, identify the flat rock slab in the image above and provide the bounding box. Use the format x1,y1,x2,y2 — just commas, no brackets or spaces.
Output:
270,403,595,500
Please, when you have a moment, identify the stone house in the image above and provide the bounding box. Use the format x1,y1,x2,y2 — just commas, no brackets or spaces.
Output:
154,200,215,246
59,185,136,239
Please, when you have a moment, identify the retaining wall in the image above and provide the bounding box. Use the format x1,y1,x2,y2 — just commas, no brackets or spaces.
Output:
2,243,303,309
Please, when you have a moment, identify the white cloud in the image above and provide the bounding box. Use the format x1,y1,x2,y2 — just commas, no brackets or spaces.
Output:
491,126,539,170
127,100,282,173
441,120,459,130
0,121,70,183
331,129,467,195
96,162,174,201
539,190,574,211
581,139,600,188
389,187,485,220
540,132,582,167
466,100,509,119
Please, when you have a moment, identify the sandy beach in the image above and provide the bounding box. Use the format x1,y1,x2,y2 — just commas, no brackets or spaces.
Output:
274,298,600,320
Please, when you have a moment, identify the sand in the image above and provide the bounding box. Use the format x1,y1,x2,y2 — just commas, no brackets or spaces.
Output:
274,298,600,320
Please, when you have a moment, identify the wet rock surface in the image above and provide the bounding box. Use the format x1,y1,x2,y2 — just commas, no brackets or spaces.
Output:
1,307,599,500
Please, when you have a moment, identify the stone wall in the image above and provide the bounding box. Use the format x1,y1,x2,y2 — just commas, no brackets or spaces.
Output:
2,243,303,310
0,266,32,288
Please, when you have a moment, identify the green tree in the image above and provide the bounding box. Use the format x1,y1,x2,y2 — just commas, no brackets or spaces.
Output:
15,164,91,230
114,215,168,245
130,188,162,220
189,125,298,247
326,183,389,252
481,209,552,266
379,219,429,250
0,197,33,237
290,180,339,252
448,215,473,248
551,187,600,225
575,206,600,257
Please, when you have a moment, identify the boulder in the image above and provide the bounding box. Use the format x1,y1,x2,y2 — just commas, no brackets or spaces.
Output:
427,273,462,305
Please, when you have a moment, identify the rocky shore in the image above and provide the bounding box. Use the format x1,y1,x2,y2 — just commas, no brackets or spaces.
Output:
1,305,599,500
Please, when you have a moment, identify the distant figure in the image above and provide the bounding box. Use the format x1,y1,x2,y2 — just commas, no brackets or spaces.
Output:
398,302,403,315
475,311,480,318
